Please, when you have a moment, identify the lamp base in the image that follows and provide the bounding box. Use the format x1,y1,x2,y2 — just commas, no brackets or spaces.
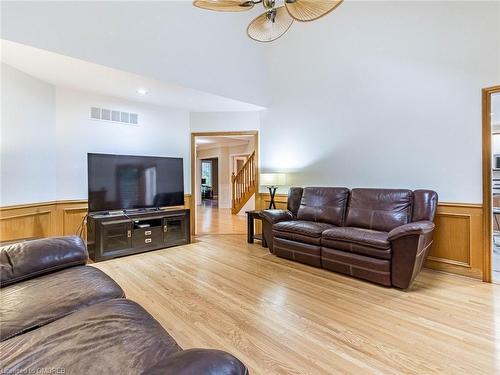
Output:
268,186,277,209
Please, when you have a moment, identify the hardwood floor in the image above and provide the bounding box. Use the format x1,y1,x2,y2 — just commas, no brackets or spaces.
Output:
93,235,500,375
196,204,247,235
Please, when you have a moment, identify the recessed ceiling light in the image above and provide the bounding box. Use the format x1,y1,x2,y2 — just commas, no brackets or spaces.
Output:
136,88,148,95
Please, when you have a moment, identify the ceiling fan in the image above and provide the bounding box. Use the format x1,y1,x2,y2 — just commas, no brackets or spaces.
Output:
193,0,343,42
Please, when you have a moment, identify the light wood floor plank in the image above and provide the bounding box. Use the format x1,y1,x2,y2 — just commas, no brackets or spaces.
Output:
196,205,247,235
93,235,500,375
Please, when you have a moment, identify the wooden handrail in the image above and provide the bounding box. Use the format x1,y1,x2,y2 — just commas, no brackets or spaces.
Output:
231,152,256,214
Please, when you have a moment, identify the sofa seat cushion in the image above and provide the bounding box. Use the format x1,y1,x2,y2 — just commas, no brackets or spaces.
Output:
0,266,124,341
0,299,182,375
322,227,391,260
273,220,334,245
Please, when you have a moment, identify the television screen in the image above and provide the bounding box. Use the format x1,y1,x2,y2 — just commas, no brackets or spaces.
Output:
88,153,184,213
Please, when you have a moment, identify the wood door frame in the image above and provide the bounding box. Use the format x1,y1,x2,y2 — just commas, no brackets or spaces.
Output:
190,131,259,235
482,85,500,282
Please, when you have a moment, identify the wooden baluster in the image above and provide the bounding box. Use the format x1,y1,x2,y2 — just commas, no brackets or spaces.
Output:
253,156,255,185
231,151,257,213
251,156,254,186
232,172,235,209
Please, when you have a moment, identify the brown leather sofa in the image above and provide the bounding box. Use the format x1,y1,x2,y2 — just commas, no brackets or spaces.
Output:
261,187,438,288
0,236,248,375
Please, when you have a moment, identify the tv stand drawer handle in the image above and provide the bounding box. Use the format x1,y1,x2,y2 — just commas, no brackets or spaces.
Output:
145,238,152,244
145,230,152,236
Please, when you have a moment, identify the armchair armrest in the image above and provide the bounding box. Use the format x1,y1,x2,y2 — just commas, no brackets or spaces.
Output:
389,221,436,289
388,221,435,241
260,209,293,224
143,349,248,375
0,236,88,287
260,210,294,254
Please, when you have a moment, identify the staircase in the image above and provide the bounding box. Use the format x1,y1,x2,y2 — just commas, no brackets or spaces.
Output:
231,151,256,214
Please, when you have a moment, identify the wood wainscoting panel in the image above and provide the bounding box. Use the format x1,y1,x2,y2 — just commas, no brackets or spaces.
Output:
0,203,58,242
0,195,193,243
56,200,88,239
425,203,483,279
257,193,484,279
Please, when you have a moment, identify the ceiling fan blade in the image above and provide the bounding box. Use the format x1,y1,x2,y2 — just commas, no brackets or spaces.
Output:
284,0,343,22
193,0,254,12
247,6,293,43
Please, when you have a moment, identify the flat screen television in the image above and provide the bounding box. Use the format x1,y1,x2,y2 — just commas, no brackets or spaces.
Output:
88,153,184,213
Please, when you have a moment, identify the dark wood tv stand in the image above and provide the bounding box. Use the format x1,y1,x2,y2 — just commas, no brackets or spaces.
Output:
87,208,190,262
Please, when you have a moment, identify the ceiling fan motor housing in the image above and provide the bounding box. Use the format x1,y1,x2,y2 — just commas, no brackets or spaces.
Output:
263,0,275,10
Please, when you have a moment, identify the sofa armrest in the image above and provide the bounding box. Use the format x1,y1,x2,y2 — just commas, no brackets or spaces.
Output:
143,349,248,375
389,221,435,289
388,221,435,241
260,210,294,253
0,236,88,288
260,209,293,224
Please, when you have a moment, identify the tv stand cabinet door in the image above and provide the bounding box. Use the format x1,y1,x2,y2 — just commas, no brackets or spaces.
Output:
163,215,188,246
99,220,133,256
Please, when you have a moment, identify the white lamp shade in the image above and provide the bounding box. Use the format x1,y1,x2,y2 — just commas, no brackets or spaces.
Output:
260,173,286,186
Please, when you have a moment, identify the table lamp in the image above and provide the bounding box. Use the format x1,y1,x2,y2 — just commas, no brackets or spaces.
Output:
260,173,286,209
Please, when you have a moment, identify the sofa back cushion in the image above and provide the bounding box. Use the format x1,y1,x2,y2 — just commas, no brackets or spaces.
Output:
287,187,304,217
412,190,438,222
297,187,349,226
345,189,412,232
0,236,88,288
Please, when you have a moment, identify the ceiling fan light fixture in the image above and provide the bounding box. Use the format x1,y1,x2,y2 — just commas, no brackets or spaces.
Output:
284,0,343,22
247,5,294,43
193,0,254,12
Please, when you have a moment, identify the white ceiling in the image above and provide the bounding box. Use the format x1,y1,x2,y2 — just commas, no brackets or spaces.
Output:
0,1,270,107
0,40,265,112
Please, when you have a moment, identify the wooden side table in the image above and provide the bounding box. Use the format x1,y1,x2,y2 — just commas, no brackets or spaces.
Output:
246,210,267,247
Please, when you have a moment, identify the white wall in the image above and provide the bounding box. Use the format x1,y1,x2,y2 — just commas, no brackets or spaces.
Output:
260,1,500,203
3,2,499,206
1,63,57,206
0,65,191,205
493,93,500,126
55,88,191,200
190,112,261,133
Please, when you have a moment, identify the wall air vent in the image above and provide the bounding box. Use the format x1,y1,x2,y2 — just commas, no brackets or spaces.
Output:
90,107,139,125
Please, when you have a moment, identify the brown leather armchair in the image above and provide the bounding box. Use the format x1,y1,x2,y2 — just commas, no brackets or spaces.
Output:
261,187,438,289
0,236,248,374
